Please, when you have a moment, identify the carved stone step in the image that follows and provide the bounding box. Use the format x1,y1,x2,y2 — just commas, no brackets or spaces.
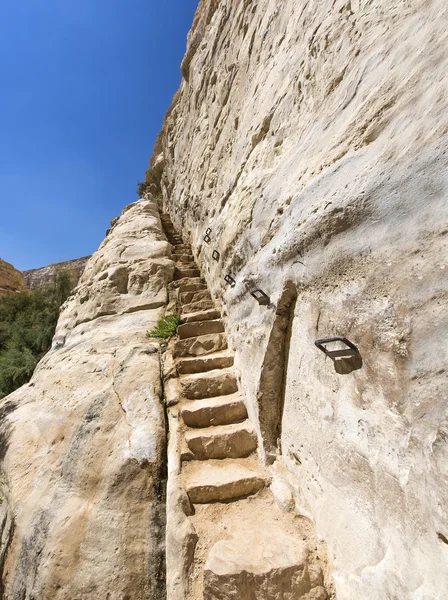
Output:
185,421,257,460
181,394,248,428
173,245,192,253
180,368,237,399
172,254,195,263
174,266,201,280
174,262,197,272
180,290,212,305
183,459,267,504
173,333,228,359
203,533,325,600
171,276,205,289
182,309,221,323
182,299,216,314
177,350,234,375
178,283,208,294
178,319,224,340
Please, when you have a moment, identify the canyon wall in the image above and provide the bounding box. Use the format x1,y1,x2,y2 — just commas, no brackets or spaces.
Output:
0,259,24,296
150,0,448,597
23,256,90,291
0,199,172,599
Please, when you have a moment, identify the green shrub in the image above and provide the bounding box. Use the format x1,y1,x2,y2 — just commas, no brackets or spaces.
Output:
136,179,163,200
0,271,74,399
146,314,182,339
137,180,150,197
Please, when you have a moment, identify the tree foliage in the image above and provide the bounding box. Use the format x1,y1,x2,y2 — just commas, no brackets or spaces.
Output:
0,271,73,399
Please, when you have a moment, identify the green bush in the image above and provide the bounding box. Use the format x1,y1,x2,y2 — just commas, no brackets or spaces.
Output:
146,314,182,339
136,179,163,200
0,271,73,399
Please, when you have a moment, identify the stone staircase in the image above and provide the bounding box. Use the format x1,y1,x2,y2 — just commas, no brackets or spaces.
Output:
160,212,331,600
160,213,268,506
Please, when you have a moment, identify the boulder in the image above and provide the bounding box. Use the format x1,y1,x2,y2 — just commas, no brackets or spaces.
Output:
204,533,326,600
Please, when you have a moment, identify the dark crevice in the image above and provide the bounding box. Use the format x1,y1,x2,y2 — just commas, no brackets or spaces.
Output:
257,281,297,461
437,532,448,545
150,345,168,600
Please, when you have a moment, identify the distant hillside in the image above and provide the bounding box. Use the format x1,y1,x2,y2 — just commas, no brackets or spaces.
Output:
23,256,90,291
0,259,25,296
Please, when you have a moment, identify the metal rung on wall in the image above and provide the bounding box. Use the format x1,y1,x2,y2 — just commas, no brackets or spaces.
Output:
314,337,359,359
224,274,236,287
250,289,270,305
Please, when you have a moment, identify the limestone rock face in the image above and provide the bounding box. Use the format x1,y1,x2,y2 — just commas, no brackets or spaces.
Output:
152,0,448,597
23,256,90,291
0,259,24,295
0,199,172,599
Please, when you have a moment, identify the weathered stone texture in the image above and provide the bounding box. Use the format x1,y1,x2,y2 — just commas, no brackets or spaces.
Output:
204,533,326,600
153,0,448,597
0,199,172,599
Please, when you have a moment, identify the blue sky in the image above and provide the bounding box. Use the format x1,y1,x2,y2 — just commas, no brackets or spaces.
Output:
0,0,198,270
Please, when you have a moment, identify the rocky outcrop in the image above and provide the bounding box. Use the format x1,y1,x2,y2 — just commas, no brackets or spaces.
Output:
0,259,24,296
150,0,448,598
23,256,90,291
0,199,172,599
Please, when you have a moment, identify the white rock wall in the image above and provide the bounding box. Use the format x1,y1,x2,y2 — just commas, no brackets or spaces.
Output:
154,0,448,597
0,199,172,599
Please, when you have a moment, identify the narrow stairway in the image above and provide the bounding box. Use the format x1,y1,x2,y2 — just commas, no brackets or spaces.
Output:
159,212,331,600
160,213,268,505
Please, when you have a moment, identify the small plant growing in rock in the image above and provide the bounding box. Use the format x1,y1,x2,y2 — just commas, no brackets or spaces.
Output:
146,314,182,339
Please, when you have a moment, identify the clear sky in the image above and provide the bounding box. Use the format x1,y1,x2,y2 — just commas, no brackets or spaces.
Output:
0,0,199,270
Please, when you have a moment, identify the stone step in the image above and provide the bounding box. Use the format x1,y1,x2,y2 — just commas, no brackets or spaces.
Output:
178,319,225,340
174,266,201,280
182,299,216,314
183,458,267,504
173,245,192,253
174,262,197,271
181,393,248,428
173,333,228,359
171,276,205,290
180,290,212,306
179,286,208,295
180,368,237,399
203,534,323,600
182,308,221,323
177,350,234,375
185,421,257,460
172,254,195,263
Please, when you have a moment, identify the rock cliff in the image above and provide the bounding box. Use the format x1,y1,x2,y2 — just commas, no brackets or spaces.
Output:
147,0,448,598
0,200,171,599
0,259,24,296
0,0,447,598
23,256,90,291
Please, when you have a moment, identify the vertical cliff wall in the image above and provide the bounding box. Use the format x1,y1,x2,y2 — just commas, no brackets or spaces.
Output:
0,199,172,599
23,256,90,291
150,0,448,597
